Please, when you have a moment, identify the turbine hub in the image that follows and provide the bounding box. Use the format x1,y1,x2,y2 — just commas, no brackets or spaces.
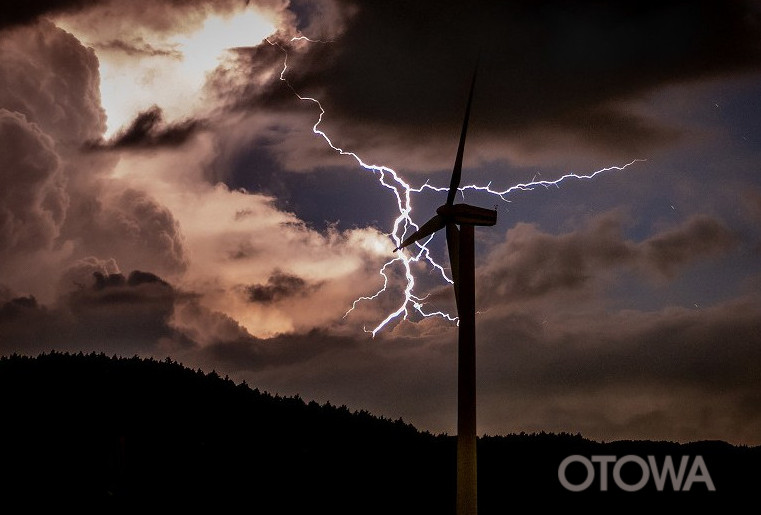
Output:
436,203,497,227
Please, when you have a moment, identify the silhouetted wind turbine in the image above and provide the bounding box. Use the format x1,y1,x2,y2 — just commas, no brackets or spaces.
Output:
394,69,495,515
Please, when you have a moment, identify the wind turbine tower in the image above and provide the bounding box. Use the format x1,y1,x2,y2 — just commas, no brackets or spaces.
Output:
394,69,494,515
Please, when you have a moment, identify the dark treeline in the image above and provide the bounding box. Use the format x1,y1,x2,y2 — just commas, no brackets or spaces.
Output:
0,352,757,513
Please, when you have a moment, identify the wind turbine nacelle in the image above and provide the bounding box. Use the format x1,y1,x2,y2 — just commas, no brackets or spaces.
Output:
437,203,497,226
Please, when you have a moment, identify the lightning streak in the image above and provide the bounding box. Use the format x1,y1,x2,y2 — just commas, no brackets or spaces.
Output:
269,36,642,336
413,161,645,200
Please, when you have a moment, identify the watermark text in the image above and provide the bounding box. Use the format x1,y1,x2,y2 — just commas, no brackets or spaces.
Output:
558,455,716,492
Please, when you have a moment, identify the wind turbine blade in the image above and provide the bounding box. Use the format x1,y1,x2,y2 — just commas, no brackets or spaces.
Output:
446,222,461,311
446,66,478,206
393,215,445,252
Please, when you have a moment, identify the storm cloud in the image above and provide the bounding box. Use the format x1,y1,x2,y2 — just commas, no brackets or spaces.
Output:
0,268,183,357
96,105,204,150
217,0,761,166
0,19,105,144
0,110,66,253
243,270,320,304
473,291,761,443
478,211,738,305
0,0,98,30
0,0,288,33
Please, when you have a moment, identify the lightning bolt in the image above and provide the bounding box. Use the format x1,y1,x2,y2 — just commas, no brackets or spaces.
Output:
268,36,643,336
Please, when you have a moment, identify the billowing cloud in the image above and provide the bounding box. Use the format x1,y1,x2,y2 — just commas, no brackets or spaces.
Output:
0,19,189,299
643,215,738,277
0,19,105,145
53,0,290,136
478,211,737,305
0,110,67,253
55,186,189,280
0,108,72,299
58,256,121,294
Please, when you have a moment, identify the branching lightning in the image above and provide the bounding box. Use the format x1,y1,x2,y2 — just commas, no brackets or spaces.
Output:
268,36,643,336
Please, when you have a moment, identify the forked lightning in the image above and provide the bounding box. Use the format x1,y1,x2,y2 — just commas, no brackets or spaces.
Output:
268,36,643,336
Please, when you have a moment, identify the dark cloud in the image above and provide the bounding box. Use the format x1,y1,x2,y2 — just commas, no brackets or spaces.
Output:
204,42,297,111
480,213,633,302
71,270,172,308
233,0,761,159
243,270,318,303
478,211,737,304
643,215,738,277
200,328,359,372
127,269,170,287
474,293,761,442
0,0,99,30
93,105,204,150
93,38,183,58
0,0,284,32
0,295,40,320
287,0,352,39
227,241,258,260
58,256,120,293
90,269,169,291
0,269,186,357
484,296,761,392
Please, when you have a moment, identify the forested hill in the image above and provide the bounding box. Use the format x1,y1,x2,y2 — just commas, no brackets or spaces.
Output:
0,352,758,513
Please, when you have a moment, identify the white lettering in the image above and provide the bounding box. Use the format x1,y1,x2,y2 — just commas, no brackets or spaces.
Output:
558,454,715,492
591,455,616,491
648,455,688,491
613,455,649,492
683,456,716,491
558,455,594,492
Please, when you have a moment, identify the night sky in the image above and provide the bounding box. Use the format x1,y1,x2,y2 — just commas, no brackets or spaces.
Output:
1,0,760,445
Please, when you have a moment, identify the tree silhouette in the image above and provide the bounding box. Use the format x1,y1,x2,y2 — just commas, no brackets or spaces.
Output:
0,351,757,513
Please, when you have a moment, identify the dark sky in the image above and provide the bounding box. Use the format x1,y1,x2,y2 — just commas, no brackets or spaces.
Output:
1,0,761,445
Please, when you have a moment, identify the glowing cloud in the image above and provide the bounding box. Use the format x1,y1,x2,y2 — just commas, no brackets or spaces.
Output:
60,7,277,136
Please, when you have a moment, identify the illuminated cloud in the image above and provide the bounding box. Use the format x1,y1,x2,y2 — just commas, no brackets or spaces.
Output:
0,19,106,145
0,110,66,253
53,0,286,136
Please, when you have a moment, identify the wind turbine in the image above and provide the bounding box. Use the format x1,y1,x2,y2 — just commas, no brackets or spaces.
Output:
394,69,495,515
